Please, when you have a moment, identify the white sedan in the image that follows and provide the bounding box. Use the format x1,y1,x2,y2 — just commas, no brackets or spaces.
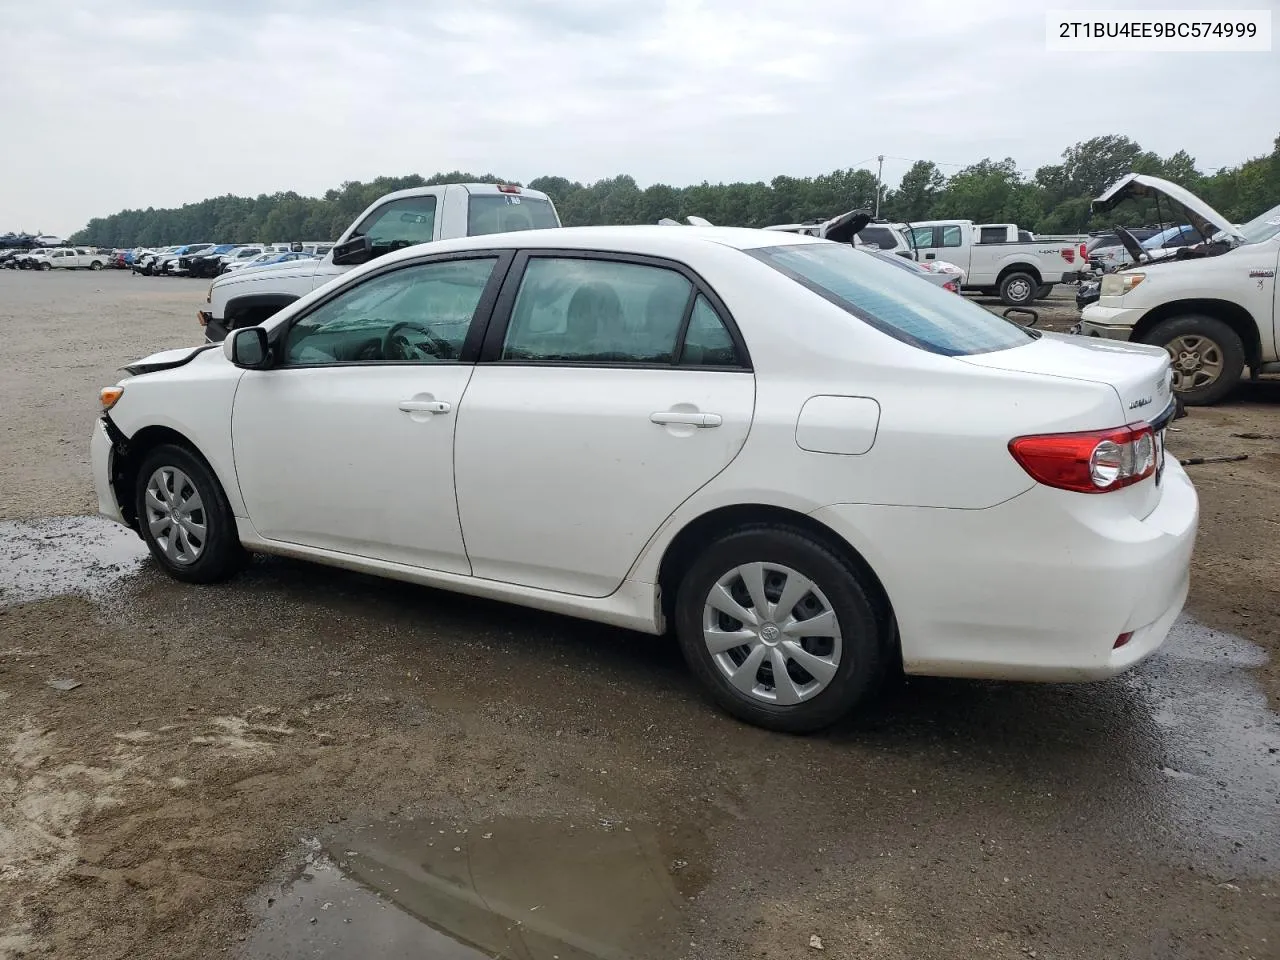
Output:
91,226,1197,732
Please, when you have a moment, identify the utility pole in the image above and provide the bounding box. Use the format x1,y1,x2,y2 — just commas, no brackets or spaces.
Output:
874,155,885,218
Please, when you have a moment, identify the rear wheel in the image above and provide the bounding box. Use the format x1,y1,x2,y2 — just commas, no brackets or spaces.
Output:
90,260,103,270
674,526,885,733
1141,314,1245,406
134,443,244,583
39,262,51,271
1035,283,1053,300
999,271,1037,307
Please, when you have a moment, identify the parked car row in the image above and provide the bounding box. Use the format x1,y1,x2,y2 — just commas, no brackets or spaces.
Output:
126,241,333,277
0,246,109,270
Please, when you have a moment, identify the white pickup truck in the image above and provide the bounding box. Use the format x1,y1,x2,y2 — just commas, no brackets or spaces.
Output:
200,182,561,342
904,220,1088,306
1076,173,1280,405
28,247,107,271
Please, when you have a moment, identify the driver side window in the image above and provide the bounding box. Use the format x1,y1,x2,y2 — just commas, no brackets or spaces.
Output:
353,195,439,255
284,257,498,366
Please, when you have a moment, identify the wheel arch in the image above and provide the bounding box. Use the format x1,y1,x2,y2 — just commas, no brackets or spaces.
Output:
109,424,233,531
996,262,1043,285
1131,299,1262,374
655,503,895,642
223,293,299,329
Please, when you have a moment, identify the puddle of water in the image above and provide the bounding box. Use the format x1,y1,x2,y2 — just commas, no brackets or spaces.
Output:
1129,618,1280,872
0,516,146,604
244,817,701,960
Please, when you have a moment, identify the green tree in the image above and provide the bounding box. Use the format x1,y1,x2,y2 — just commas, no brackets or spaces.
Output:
887,160,945,221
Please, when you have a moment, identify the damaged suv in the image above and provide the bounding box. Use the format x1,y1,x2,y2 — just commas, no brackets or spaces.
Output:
1077,173,1280,405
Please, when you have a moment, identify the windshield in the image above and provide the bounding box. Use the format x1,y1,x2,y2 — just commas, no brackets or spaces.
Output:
1236,202,1280,245
467,194,560,236
749,242,1034,356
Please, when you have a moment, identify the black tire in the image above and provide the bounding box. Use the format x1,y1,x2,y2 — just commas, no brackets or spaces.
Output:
674,526,885,733
998,271,1037,307
90,260,103,270
1035,283,1053,300
1139,314,1245,407
39,261,51,271
134,443,244,584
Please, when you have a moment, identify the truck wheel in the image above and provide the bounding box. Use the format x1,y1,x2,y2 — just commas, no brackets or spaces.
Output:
1141,315,1245,406
1035,284,1053,300
40,262,51,271
998,272,1037,307
90,260,103,270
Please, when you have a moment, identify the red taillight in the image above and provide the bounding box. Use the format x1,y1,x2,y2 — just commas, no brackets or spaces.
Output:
1114,631,1134,649
1080,242,1088,263
496,184,521,194
943,279,959,293
1061,247,1076,264
1009,423,1156,493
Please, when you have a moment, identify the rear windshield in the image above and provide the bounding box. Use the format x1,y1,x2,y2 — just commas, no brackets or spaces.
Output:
855,226,899,250
748,242,1034,357
468,194,559,236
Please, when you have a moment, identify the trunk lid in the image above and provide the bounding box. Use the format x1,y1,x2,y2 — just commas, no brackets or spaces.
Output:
961,332,1176,517
1092,173,1242,244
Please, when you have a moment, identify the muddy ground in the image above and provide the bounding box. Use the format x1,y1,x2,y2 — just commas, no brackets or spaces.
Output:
1,271,1277,960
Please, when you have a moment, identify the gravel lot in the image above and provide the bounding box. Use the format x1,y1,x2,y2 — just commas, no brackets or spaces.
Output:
1,270,1278,960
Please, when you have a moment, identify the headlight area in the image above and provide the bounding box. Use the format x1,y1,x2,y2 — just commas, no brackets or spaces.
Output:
1100,272,1145,297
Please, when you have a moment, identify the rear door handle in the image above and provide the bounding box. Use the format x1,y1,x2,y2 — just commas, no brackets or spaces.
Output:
650,411,722,428
399,399,451,414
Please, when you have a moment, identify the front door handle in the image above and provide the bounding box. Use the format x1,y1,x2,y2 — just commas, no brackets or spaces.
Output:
399,399,451,414
650,411,722,428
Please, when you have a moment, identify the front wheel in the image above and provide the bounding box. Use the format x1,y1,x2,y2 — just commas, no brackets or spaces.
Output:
39,262,51,271
1141,314,1245,406
134,443,245,583
674,526,885,733
998,271,1037,307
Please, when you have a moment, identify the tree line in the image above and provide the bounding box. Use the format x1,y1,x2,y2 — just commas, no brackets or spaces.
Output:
69,134,1280,248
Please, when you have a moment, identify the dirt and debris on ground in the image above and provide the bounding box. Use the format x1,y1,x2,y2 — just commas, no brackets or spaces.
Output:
1,272,1277,960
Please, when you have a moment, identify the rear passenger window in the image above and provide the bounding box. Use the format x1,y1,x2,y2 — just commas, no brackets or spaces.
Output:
680,296,738,367
940,226,962,247
502,258,693,364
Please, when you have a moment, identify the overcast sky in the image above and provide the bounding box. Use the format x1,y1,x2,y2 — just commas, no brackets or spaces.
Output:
1,0,1275,237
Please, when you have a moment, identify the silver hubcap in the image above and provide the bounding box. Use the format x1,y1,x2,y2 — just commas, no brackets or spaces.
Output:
1007,278,1031,301
1166,335,1223,391
145,467,207,565
702,563,842,706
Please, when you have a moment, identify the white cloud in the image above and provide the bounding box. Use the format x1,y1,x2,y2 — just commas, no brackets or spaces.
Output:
0,0,1274,236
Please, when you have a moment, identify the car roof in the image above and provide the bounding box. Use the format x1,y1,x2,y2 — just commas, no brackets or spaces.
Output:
373,225,820,270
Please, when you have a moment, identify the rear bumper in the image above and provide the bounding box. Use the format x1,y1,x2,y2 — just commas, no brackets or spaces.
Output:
811,461,1198,682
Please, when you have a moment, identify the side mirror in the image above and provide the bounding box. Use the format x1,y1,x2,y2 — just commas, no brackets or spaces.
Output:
331,235,373,266
224,326,270,369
